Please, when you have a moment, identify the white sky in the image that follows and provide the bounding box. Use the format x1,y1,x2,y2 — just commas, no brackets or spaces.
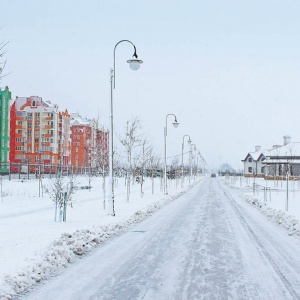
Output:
2,0,300,170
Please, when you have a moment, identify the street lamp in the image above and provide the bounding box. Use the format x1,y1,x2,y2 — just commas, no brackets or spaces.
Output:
181,135,191,187
108,40,143,216
164,114,179,195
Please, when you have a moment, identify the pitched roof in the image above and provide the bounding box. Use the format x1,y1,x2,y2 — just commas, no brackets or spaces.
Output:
241,150,267,162
266,142,300,158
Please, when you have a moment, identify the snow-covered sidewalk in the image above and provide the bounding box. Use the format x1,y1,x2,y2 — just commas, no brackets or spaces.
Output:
0,175,200,299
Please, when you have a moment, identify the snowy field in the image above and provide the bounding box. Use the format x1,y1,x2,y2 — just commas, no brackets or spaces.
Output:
0,174,200,299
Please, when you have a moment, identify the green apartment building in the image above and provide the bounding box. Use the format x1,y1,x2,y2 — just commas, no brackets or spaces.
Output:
0,86,11,173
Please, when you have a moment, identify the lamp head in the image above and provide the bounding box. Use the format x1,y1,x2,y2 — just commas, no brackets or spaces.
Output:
188,138,192,145
127,57,143,71
172,121,179,128
172,116,179,128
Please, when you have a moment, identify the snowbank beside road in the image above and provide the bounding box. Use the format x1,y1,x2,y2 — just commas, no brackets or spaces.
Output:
244,194,300,236
0,180,199,300
222,177,300,237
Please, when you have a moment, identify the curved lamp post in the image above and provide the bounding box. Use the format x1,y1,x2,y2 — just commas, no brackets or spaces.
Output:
164,114,179,195
109,40,143,216
181,135,191,187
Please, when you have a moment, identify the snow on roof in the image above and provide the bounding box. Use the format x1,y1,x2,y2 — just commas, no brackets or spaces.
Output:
243,141,300,162
70,113,90,126
263,159,300,164
251,150,267,161
266,142,300,158
242,150,267,162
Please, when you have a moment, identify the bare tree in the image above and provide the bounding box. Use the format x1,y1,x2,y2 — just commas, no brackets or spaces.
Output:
118,117,142,202
170,156,180,188
94,116,109,210
0,36,8,81
135,139,153,198
47,174,76,222
146,149,161,195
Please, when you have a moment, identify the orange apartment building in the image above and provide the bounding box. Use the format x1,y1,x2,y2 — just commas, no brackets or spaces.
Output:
10,96,71,172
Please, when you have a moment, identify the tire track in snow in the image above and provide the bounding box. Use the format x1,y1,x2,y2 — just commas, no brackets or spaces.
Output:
176,179,256,300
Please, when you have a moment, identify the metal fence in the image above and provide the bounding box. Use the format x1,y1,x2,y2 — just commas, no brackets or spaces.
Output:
0,162,104,179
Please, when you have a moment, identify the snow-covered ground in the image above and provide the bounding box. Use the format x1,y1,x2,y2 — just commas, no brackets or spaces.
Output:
1,174,300,299
0,174,200,299
14,176,300,300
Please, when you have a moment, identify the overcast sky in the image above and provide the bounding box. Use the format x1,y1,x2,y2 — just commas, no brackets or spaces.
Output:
2,0,300,171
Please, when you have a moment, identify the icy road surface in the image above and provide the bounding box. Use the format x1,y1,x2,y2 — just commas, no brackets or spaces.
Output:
22,177,300,299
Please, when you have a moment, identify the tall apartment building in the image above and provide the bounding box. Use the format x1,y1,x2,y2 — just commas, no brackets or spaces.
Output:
70,113,109,170
10,96,71,172
0,86,11,173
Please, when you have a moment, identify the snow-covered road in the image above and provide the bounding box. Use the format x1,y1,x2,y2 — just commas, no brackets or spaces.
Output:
21,177,300,300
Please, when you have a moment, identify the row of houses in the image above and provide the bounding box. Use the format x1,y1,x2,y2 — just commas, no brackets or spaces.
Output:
0,86,109,173
242,135,300,179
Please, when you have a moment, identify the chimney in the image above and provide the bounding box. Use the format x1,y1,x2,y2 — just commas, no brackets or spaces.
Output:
255,145,261,152
283,135,291,145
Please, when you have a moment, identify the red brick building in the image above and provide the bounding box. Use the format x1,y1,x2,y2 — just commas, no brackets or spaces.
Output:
70,113,109,171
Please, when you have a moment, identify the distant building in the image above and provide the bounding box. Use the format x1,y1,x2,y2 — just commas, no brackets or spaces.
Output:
241,145,266,177
242,136,300,179
10,96,71,172
70,114,108,170
0,86,11,173
263,136,300,178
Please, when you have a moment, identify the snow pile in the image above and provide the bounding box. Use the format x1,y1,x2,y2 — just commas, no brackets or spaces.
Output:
244,195,300,236
222,176,300,237
0,181,199,300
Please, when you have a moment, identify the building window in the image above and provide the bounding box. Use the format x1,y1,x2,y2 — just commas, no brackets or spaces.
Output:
31,100,36,107
248,167,253,173
248,157,252,162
